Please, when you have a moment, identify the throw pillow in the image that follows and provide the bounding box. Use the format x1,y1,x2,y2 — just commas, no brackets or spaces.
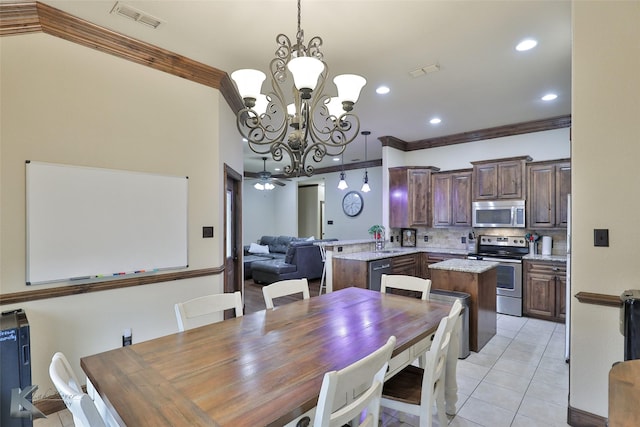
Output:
248,242,269,254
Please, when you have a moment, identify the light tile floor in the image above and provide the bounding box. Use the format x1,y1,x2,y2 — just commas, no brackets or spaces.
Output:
381,314,570,427
36,315,569,427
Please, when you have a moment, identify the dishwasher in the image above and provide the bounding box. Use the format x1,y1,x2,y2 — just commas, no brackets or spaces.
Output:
368,259,392,291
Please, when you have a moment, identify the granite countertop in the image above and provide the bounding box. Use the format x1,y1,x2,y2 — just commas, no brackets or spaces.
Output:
332,247,423,261
332,247,471,262
428,258,500,274
315,239,373,247
523,253,567,262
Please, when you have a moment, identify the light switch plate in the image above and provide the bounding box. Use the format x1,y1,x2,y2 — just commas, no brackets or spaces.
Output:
594,229,609,247
202,226,214,238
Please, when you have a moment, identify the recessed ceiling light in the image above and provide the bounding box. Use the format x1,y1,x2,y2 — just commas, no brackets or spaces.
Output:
516,38,538,51
542,93,558,101
376,86,390,95
430,117,442,125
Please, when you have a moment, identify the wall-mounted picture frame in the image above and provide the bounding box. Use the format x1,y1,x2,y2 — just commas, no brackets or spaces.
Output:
401,228,417,247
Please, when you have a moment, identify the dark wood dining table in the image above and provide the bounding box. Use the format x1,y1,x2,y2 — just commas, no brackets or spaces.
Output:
81,287,458,426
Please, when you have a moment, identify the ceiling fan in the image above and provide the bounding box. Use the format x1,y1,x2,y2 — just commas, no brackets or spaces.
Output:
246,157,288,190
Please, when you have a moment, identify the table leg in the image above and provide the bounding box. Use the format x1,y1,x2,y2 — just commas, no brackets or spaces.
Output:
445,315,460,415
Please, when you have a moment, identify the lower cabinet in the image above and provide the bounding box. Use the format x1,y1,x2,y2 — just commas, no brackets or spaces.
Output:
421,252,466,280
523,260,566,322
392,253,419,276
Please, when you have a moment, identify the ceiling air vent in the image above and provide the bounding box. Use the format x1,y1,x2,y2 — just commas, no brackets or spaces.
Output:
110,2,163,29
409,63,441,78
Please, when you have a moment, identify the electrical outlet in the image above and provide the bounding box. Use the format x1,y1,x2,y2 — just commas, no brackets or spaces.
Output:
461,236,467,244
424,235,429,242
123,328,132,347
390,236,394,243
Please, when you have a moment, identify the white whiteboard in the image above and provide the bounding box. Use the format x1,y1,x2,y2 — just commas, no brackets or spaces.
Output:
26,161,188,285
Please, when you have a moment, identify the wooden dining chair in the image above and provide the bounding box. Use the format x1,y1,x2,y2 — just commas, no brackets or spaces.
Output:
174,291,243,332
313,336,396,427
49,352,106,427
380,300,462,427
262,278,310,309
380,274,432,300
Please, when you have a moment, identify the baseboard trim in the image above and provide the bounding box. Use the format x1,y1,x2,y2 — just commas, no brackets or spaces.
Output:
568,405,607,427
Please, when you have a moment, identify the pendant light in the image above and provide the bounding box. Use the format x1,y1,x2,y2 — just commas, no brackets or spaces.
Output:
337,153,348,190
361,131,371,193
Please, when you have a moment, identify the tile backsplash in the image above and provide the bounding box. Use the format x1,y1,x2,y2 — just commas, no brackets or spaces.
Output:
389,227,568,255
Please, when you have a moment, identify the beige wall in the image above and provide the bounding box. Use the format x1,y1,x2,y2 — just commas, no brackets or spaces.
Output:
571,0,640,418
0,33,241,393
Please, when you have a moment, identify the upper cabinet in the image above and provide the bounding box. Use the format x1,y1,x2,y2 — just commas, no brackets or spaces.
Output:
432,169,473,227
389,166,439,228
528,160,571,228
471,156,532,201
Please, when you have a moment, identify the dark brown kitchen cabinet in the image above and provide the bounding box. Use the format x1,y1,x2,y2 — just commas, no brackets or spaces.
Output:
523,260,566,322
332,253,420,291
389,166,439,228
421,252,466,280
471,156,532,201
391,254,420,277
432,169,472,227
528,160,571,228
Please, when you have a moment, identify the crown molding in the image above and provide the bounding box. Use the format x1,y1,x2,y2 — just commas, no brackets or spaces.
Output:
0,1,244,113
380,115,571,151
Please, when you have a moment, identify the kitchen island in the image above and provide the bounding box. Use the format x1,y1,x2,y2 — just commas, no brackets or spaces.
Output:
429,258,499,352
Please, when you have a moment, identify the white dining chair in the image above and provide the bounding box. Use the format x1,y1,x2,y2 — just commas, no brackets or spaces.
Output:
175,291,243,332
262,278,310,309
314,336,396,427
380,274,432,300
318,244,327,295
49,352,106,427
380,300,462,427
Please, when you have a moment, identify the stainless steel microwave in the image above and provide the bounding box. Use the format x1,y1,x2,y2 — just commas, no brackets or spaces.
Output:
472,200,526,228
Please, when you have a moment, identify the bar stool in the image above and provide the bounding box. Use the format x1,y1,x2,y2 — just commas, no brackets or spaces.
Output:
318,244,327,295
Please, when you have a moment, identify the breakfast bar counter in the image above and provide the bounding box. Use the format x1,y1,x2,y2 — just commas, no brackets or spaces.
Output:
429,259,499,352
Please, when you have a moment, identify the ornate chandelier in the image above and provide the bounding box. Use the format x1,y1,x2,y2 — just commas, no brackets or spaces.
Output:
231,0,366,177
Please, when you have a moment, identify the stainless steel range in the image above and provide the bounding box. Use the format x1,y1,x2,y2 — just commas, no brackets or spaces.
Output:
467,235,528,317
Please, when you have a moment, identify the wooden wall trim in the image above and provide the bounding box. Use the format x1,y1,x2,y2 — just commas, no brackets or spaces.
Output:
380,115,571,151
378,135,407,150
567,405,607,427
0,1,41,34
0,2,244,113
244,159,383,179
575,291,622,308
0,266,224,305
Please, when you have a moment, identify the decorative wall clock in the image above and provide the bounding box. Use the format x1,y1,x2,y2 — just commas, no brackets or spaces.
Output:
342,191,363,217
